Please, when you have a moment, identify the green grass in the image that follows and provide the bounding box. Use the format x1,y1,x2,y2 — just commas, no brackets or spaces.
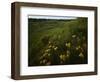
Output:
28,17,88,66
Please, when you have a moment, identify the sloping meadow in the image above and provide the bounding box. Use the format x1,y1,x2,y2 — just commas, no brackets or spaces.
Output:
28,17,87,66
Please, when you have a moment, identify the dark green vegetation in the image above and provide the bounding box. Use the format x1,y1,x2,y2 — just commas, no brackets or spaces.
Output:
28,17,88,66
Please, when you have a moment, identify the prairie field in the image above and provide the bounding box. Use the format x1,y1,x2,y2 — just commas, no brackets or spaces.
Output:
28,17,88,66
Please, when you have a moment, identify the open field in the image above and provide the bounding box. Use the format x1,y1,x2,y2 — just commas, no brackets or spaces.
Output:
28,17,88,66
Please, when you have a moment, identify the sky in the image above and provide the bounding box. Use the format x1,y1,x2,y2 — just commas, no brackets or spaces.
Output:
28,15,77,20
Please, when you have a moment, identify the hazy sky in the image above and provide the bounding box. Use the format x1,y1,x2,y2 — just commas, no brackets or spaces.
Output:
28,15,77,20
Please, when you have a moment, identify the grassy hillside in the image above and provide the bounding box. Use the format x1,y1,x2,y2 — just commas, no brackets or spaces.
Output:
28,17,87,66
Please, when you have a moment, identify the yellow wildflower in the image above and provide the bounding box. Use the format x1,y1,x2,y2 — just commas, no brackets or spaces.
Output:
45,49,50,52
54,47,58,50
72,35,76,38
60,54,66,61
76,47,79,50
48,41,51,44
79,52,84,58
65,42,71,48
66,54,69,58
76,45,81,50
43,53,47,56
52,45,55,48
66,50,70,55
48,53,51,56
43,59,46,63
48,45,52,48
60,54,63,59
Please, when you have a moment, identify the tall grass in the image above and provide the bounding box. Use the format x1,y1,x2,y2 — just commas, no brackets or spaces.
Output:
28,17,87,66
